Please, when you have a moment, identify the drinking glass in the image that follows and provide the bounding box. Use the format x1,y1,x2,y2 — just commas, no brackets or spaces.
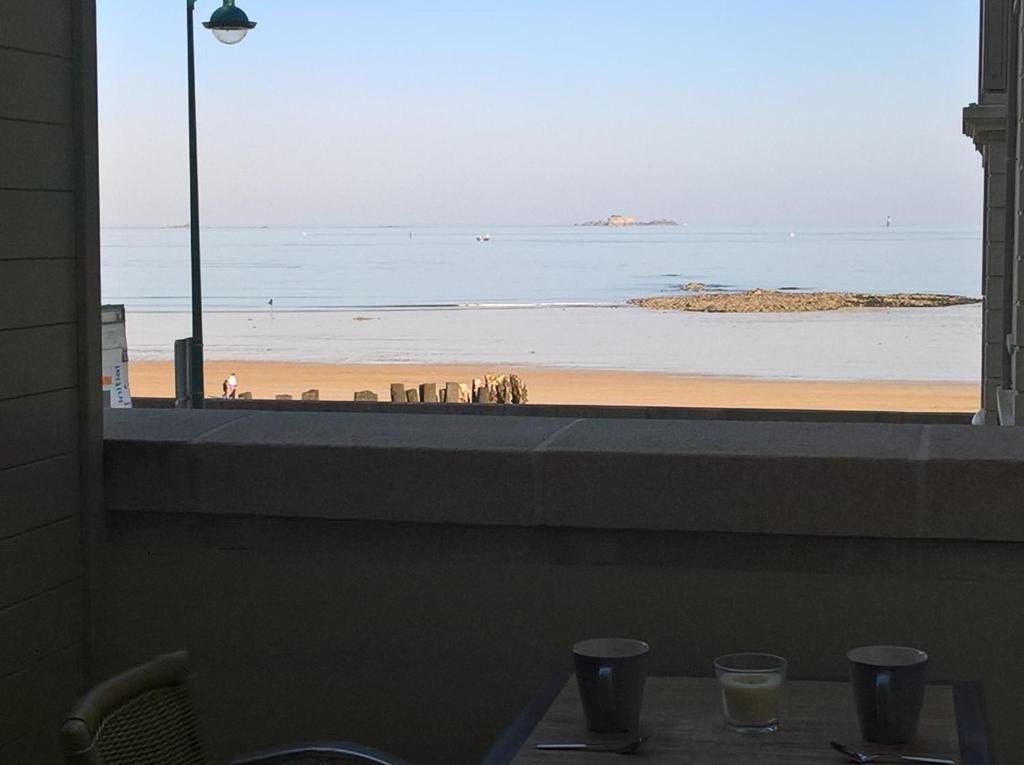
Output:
714,652,787,733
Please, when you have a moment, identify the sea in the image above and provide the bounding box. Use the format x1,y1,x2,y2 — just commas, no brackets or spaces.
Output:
103,225,984,381
102,225,981,311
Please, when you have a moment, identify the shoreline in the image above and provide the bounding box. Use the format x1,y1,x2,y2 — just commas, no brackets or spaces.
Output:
128,360,979,412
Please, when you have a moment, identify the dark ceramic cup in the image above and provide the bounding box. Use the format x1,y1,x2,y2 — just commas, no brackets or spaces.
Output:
848,645,928,744
573,638,650,733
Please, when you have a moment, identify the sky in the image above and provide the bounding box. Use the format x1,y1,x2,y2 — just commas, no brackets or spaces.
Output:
97,1,983,227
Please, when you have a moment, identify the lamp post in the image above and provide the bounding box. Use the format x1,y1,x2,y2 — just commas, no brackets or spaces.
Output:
185,0,256,408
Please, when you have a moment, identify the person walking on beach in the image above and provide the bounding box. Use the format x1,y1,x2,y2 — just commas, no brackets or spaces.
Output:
226,372,238,399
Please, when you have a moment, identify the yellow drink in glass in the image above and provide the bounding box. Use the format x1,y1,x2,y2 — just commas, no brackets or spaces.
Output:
714,653,787,733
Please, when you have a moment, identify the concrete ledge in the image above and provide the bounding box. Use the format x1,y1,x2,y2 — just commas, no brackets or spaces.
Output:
104,409,1024,541
131,396,973,425
537,419,924,537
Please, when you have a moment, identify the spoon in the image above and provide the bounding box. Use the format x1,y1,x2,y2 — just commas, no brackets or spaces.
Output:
536,734,650,754
830,740,956,764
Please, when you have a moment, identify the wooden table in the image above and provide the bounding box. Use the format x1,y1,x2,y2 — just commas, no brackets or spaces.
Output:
482,674,992,764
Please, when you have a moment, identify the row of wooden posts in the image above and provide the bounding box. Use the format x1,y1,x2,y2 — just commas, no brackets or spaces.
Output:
357,374,529,405
254,374,529,405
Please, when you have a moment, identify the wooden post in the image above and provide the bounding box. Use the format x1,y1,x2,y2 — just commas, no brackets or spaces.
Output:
419,383,438,402
406,388,420,403
301,389,319,401
275,394,293,400
354,390,378,402
510,375,528,405
390,383,406,402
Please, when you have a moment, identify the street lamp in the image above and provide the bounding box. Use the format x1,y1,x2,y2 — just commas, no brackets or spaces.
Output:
203,0,257,44
184,0,256,408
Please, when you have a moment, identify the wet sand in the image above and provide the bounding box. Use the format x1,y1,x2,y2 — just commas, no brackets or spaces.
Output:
129,361,978,412
123,304,981,382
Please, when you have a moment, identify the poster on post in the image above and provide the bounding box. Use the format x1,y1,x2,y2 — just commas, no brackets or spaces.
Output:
101,304,132,408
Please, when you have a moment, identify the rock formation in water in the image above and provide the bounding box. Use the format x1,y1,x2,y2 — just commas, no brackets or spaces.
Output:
576,215,678,227
629,288,981,314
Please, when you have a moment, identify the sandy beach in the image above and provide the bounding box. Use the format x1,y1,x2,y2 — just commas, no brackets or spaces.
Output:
129,360,978,412
119,302,982,411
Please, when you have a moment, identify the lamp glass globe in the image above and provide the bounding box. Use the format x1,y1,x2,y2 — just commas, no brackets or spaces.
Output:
211,27,248,45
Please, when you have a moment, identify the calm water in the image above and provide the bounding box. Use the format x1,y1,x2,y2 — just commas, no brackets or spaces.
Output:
101,225,981,311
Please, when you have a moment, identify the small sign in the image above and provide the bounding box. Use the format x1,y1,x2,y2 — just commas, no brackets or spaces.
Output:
101,305,132,408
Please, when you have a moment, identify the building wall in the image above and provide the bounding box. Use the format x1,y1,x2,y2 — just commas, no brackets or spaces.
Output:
1013,7,1024,417
970,0,1024,423
982,137,1008,417
0,2,101,763
966,0,1010,419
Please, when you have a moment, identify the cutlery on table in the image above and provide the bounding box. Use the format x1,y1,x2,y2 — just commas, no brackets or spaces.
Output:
830,740,956,764
536,735,650,754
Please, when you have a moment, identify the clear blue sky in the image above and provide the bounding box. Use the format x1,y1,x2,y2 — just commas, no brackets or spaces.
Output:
97,1,982,226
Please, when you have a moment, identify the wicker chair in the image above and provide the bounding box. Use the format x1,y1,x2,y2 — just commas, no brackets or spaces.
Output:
60,651,412,765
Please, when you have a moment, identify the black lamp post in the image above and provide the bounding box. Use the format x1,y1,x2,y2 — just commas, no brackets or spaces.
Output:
185,0,256,408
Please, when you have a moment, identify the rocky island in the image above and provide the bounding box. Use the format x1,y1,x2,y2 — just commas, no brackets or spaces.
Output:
576,215,679,227
629,286,981,313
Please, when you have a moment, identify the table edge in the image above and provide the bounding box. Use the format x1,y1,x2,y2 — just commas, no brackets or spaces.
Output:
480,667,572,765
955,681,995,765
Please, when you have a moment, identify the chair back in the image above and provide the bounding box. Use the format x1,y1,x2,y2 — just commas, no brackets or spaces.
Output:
61,651,209,765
